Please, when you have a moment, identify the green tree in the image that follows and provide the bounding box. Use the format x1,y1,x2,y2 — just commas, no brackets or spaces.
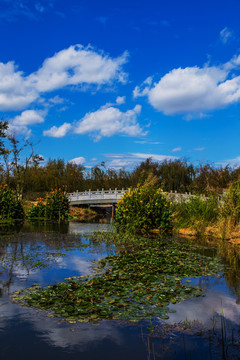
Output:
0,120,8,156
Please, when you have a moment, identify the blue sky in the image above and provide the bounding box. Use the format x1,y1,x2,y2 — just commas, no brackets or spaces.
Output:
1,0,240,169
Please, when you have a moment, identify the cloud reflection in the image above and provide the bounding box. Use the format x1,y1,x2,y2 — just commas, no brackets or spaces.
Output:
32,317,123,349
167,289,240,327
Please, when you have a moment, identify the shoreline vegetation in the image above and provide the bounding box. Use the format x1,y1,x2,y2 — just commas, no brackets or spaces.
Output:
113,176,240,243
173,180,240,242
2,176,240,242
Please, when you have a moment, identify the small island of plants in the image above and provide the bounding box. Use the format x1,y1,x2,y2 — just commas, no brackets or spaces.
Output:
27,187,69,221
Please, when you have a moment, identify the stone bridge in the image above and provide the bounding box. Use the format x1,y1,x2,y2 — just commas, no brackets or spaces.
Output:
68,189,127,206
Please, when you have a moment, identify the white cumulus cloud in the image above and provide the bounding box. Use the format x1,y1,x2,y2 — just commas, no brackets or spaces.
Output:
12,110,45,126
27,45,128,93
43,122,71,138
69,156,86,165
74,103,145,141
134,54,240,115
0,61,38,111
7,109,45,137
7,124,31,138
0,45,128,111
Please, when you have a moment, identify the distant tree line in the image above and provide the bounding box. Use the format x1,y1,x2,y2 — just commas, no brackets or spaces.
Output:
0,120,240,199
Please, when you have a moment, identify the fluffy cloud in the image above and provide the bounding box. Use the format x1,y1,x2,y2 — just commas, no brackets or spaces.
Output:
43,122,71,138
12,110,45,126
116,96,126,105
27,45,128,92
7,124,31,137
43,101,145,140
0,62,38,111
7,109,45,137
0,45,128,111
69,156,86,165
74,103,144,141
134,55,240,115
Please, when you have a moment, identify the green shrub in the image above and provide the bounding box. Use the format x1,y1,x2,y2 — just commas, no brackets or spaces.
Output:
115,185,173,235
45,187,69,220
174,195,219,230
0,184,24,220
27,198,46,219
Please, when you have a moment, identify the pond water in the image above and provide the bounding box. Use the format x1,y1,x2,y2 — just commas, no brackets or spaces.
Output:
0,221,240,360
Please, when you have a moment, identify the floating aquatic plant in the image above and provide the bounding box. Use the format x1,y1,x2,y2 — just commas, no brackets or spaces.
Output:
12,238,223,323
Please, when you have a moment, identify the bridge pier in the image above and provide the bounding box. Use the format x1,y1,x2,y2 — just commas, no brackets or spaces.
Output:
111,204,116,219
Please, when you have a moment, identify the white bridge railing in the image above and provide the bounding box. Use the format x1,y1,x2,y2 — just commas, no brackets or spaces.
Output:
68,188,224,206
68,188,127,204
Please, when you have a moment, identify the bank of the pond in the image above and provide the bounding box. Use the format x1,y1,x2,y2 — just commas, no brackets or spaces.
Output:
23,201,101,222
12,233,224,323
176,225,240,244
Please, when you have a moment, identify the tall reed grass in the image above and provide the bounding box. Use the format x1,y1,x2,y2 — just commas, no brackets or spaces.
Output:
174,195,219,234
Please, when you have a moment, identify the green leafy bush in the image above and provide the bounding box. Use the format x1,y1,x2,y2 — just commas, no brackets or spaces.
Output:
115,185,173,235
0,184,24,220
45,187,69,220
27,198,46,219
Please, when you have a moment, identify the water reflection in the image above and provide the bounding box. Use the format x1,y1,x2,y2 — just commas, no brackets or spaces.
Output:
33,318,123,349
69,221,112,235
0,222,111,298
168,288,240,326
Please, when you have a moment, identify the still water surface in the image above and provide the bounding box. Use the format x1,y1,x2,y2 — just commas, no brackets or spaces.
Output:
0,221,240,360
